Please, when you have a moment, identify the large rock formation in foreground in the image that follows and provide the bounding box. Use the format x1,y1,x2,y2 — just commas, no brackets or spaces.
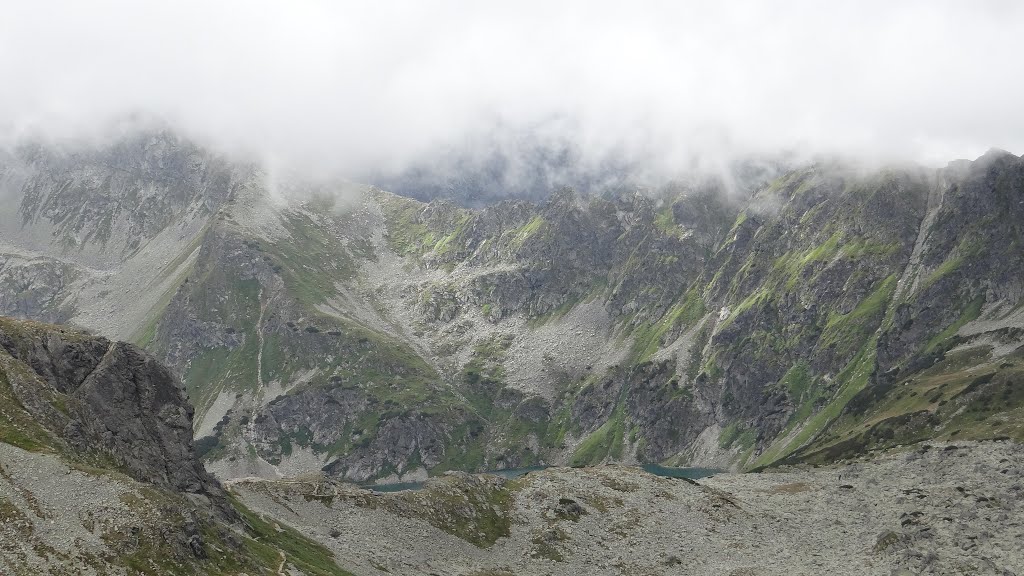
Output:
0,317,220,497
0,316,349,575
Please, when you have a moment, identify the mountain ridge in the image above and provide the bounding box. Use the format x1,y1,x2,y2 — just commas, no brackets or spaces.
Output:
1,130,1021,484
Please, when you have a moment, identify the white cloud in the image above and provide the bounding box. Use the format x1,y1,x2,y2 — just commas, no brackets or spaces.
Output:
1,0,1022,177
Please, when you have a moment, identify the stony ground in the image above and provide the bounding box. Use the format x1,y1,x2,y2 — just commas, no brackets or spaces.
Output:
231,440,1024,576
0,442,145,575
0,441,354,576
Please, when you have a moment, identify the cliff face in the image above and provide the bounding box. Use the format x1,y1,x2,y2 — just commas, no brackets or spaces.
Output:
0,317,220,496
0,130,238,340
0,316,350,575
1,131,1022,483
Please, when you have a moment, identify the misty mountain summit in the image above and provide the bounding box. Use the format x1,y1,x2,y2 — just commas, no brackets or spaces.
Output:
3,1,1024,574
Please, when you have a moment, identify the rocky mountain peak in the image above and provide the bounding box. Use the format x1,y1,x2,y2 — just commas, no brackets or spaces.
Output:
0,317,222,498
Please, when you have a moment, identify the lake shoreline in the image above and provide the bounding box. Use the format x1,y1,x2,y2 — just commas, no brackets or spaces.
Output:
361,463,722,492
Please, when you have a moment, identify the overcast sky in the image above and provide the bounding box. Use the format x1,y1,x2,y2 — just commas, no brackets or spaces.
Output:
2,1,1023,176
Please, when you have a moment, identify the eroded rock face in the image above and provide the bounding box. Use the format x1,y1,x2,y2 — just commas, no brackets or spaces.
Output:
877,150,1024,378
6,131,233,266
68,342,216,494
0,318,221,497
0,255,80,324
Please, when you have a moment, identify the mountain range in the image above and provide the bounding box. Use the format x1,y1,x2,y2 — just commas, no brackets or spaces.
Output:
1,129,1021,486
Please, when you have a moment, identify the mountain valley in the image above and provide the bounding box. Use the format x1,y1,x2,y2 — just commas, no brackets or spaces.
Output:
1,131,1022,484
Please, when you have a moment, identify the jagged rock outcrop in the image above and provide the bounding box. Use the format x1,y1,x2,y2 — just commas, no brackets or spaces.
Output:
0,317,221,497
0,315,351,574
8,131,234,265
877,150,1024,378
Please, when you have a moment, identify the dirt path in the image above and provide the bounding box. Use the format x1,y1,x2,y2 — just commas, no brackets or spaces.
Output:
276,550,287,575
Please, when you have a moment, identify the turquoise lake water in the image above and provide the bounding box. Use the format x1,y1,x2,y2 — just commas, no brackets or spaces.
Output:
640,464,720,480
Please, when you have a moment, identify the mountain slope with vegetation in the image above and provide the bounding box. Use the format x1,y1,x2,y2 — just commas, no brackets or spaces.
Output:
1,131,1021,483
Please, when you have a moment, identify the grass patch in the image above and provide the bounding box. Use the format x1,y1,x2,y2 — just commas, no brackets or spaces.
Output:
377,194,436,256
819,275,897,358
630,289,707,362
570,404,625,466
771,230,843,290
0,355,59,453
718,421,755,451
231,496,352,576
752,341,877,468
920,236,984,292
268,212,358,309
653,205,690,239
799,348,1024,462
131,227,208,347
391,476,516,547
510,215,547,249
779,362,812,400
924,295,985,354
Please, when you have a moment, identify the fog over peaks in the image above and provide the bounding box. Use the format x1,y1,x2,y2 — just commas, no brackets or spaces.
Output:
2,1,1023,188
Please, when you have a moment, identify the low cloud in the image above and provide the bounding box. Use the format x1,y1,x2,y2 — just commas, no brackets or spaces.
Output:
2,0,1022,184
